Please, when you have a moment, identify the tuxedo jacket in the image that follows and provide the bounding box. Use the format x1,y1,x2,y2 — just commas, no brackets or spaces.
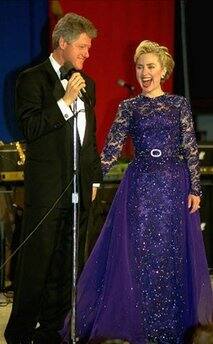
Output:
15,58,102,211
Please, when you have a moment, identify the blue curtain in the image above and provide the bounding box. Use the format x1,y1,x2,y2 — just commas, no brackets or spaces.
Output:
0,0,48,142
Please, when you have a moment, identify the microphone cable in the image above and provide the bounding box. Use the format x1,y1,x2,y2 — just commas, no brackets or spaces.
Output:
0,176,74,272
0,106,84,272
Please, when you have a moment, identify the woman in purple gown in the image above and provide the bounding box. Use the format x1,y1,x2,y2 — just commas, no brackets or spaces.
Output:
61,40,213,344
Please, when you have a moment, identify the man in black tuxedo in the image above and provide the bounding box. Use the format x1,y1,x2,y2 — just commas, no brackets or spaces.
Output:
5,12,102,344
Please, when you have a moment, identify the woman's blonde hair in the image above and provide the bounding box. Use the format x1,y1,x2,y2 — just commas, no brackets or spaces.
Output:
134,40,174,82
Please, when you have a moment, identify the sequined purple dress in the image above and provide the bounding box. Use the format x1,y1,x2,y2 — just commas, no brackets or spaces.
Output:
61,94,213,344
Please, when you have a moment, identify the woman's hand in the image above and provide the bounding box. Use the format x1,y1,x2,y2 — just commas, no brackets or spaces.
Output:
188,194,201,213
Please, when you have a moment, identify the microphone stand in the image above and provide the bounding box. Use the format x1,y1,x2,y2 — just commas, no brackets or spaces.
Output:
70,98,79,344
59,63,86,343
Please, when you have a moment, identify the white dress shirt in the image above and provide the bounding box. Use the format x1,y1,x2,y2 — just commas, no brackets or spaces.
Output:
49,54,86,145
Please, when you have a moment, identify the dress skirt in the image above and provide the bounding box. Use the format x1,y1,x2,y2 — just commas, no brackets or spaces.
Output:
61,156,213,344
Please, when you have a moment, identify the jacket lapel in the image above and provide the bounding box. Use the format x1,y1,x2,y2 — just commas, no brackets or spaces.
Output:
53,79,65,101
81,104,90,147
41,59,65,101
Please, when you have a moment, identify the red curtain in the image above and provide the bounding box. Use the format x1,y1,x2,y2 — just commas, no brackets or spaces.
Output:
49,0,175,154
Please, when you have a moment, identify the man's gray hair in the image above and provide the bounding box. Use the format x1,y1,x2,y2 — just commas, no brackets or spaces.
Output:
52,12,97,49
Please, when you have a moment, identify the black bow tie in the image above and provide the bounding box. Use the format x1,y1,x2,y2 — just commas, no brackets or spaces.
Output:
59,62,76,80
60,69,72,80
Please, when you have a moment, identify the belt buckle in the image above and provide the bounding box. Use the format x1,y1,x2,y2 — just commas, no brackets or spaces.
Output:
150,149,162,157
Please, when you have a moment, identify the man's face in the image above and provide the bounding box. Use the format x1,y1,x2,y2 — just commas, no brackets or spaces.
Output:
60,33,92,70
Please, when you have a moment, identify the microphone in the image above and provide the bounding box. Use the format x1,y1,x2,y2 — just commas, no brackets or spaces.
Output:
60,62,89,104
117,79,135,92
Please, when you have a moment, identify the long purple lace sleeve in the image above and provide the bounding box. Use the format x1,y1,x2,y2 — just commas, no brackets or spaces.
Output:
180,97,201,196
101,100,132,175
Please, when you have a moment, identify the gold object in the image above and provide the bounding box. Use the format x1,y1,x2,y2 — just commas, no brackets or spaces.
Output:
200,166,213,175
0,171,24,181
0,141,26,182
15,142,25,166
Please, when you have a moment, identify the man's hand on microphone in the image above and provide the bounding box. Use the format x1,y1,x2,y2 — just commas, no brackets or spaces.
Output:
63,72,86,106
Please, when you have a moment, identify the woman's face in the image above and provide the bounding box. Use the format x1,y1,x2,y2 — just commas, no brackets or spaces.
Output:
135,53,165,97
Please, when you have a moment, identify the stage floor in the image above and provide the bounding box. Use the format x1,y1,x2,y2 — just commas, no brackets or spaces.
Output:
0,292,12,344
1,275,213,343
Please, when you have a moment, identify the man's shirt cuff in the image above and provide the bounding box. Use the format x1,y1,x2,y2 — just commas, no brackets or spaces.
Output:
93,183,100,187
57,98,73,120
